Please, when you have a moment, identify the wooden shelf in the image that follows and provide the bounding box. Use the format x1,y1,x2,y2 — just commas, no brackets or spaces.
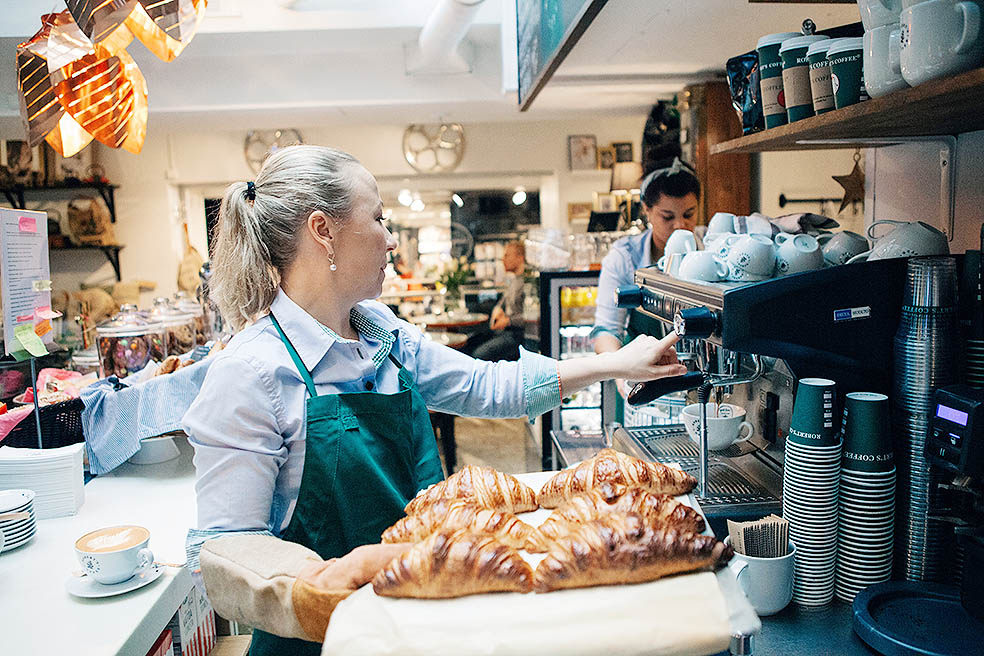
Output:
711,67,984,154
1,181,119,222
50,244,124,281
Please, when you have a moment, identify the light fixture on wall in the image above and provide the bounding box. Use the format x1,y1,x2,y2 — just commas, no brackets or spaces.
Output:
512,187,527,205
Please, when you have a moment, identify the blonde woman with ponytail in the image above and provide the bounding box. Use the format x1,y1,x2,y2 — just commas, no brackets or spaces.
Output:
188,145,685,651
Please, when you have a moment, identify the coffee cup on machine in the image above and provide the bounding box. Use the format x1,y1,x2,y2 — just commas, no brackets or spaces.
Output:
657,251,686,277
677,250,728,282
682,402,755,451
819,231,870,266
664,229,699,256
845,219,949,263
774,232,824,276
718,234,776,282
75,525,155,585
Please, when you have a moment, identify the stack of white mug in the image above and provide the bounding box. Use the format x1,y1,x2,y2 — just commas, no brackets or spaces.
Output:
861,0,984,98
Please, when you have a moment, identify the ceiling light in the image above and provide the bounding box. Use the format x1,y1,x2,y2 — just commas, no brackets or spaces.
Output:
451,193,464,208
410,198,425,212
512,187,527,205
398,189,413,206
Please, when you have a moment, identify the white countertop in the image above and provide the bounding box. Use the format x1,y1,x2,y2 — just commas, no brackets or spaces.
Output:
0,438,198,656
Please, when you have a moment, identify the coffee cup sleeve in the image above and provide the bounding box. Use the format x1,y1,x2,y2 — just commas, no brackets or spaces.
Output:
200,534,348,642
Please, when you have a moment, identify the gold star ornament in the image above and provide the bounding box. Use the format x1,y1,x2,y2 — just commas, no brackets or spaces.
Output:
832,151,865,213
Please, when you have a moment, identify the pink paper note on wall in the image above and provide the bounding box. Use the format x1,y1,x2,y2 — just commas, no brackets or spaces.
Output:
18,216,36,233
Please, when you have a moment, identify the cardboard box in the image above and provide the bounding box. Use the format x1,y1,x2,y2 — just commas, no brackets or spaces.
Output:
144,629,174,656
193,584,217,655
165,587,200,656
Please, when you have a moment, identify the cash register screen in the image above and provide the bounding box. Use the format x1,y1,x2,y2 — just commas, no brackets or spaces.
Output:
936,403,969,426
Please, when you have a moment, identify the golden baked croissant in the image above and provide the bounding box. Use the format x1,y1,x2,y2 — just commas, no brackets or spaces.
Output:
526,484,706,553
372,529,534,598
382,498,533,549
534,513,732,593
537,448,696,508
405,465,538,515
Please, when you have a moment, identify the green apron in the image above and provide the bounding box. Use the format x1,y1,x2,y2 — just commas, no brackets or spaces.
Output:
249,314,444,656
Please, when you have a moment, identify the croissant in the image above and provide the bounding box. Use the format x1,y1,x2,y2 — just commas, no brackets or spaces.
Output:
537,448,696,508
372,529,534,598
405,465,538,515
382,498,533,549
526,485,706,553
534,513,732,593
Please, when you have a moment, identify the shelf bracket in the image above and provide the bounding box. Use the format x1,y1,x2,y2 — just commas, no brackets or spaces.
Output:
95,184,117,223
795,136,956,242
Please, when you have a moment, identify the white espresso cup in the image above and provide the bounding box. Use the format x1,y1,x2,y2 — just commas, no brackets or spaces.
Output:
774,233,824,276
900,0,984,87
664,229,699,257
819,230,870,265
865,24,909,97
75,525,154,585
725,537,797,616
657,251,686,277
677,251,728,282
682,402,755,451
718,234,776,282
707,212,738,237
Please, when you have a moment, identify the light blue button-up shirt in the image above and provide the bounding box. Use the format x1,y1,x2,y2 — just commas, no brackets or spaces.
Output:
184,289,560,546
590,229,654,343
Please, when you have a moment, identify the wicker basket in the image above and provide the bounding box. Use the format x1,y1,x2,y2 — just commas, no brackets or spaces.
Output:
3,397,85,449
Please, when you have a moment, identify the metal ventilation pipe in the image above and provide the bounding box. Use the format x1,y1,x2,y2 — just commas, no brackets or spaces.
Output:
411,0,486,72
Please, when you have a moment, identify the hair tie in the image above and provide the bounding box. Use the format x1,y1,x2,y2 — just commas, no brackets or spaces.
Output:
245,181,256,201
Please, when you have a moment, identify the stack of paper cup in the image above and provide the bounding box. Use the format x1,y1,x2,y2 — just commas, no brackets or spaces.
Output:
836,392,896,602
783,377,841,606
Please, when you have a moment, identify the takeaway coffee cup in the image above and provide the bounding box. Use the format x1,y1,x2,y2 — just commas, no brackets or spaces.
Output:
819,231,869,266
780,35,830,122
758,32,802,128
75,525,154,585
678,250,728,282
900,0,984,87
682,403,755,451
719,234,776,282
828,38,869,109
841,392,895,472
807,40,836,114
725,537,797,616
865,24,909,97
789,377,840,446
774,233,824,276
859,0,904,30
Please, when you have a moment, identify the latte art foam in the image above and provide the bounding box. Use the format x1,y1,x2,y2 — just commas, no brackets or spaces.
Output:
76,525,149,553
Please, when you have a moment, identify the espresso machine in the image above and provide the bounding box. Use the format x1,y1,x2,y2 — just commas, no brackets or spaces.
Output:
611,258,911,528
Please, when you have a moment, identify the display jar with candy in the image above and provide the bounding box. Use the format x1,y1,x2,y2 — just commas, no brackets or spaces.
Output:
95,305,166,378
172,291,211,346
148,297,197,357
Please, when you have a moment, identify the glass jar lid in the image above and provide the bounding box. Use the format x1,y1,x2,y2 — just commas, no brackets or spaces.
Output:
148,297,196,327
95,304,165,337
172,291,204,317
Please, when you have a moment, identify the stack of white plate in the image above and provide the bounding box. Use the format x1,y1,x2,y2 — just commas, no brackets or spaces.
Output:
0,443,84,519
835,467,895,601
782,439,841,606
0,489,38,552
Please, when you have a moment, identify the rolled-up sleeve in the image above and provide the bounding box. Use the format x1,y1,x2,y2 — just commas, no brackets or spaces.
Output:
406,328,560,421
183,355,288,533
590,247,634,343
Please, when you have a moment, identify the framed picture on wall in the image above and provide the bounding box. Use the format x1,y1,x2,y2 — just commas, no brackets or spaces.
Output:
597,146,616,170
568,135,597,171
594,192,617,213
567,202,593,222
612,142,633,163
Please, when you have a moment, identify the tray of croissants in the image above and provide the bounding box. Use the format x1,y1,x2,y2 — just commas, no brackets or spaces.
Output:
321,449,758,656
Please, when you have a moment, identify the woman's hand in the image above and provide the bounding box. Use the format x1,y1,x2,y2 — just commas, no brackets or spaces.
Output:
297,543,411,591
608,333,686,382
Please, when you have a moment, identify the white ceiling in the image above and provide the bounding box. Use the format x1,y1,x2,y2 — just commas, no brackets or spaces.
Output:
0,0,861,133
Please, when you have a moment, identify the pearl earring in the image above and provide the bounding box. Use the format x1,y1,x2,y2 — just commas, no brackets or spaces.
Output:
328,254,337,271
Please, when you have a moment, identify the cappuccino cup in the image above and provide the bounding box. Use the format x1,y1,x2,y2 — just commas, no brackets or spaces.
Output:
900,0,984,87
725,537,797,616
75,525,154,585
864,24,909,98
819,231,869,265
707,212,737,237
664,229,699,257
774,233,824,276
718,234,776,282
682,403,755,451
678,250,728,282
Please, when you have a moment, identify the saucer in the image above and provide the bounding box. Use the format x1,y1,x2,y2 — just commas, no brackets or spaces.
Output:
65,565,165,599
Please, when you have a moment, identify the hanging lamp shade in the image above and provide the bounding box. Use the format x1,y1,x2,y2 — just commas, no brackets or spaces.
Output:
64,0,138,47
126,0,209,63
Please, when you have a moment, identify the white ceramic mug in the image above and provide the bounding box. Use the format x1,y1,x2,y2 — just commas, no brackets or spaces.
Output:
75,525,154,585
682,403,755,451
865,24,910,97
657,251,686,277
846,219,949,262
718,234,776,281
774,233,824,276
900,0,984,87
677,250,728,282
819,231,870,265
859,0,904,29
664,229,699,256
725,537,797,616
707,212,737,237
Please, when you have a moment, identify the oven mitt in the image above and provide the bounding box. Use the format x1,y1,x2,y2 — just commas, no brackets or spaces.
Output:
200,534,349,642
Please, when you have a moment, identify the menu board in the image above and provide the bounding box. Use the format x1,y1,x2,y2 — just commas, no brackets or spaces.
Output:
0,207,57,359
517,0,609,110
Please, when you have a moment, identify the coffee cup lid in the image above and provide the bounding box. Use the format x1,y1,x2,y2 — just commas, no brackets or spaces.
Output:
807,40,834,57
779,35,830,54
826,37,864,56
757,32,802,49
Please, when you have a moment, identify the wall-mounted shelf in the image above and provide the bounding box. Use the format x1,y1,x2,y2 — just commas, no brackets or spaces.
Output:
1,182,118,223
711,68,984,154
50,244,124,281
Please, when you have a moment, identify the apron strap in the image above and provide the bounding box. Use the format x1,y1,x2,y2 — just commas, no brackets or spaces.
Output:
269,313,318,397
388,352,416,389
